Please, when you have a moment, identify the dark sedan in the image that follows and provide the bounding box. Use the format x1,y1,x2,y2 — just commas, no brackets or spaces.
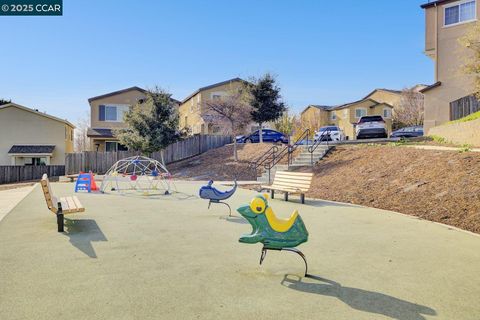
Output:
390,126,424,138
237,129,288,144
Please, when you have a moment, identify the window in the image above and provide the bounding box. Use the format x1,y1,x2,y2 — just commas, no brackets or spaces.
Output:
331,112,337,121
383,108,391,118
99,105,129,122
25,157,47,166
355,109,367,118
105,141,128,152
212,94,222,101
445,0,476,26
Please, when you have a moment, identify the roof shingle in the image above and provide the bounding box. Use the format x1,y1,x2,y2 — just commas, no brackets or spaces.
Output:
87,128,115,138
8,145,55,154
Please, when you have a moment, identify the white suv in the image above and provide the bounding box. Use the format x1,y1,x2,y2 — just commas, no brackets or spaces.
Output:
314,126,345,142
355,116,388,139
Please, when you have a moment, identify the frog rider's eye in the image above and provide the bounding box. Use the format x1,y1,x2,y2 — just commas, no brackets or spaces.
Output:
250,197,266,214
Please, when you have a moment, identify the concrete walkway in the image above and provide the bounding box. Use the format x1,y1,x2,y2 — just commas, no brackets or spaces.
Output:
0,182,479,320
0,184,36,222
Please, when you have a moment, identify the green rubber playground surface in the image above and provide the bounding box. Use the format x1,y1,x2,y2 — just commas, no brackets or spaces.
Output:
0,181,479,320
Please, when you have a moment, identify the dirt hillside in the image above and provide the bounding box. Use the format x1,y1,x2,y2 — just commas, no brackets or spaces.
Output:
169,143,282,180
306,145,480,234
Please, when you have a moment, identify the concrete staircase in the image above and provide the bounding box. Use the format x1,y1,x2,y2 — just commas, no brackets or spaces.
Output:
290,145,332,167
256,145,332,183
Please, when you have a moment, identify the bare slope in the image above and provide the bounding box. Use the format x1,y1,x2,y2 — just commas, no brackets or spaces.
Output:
307,145,480,234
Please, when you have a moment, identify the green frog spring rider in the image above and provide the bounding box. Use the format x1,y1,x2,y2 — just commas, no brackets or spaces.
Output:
237,194,310,276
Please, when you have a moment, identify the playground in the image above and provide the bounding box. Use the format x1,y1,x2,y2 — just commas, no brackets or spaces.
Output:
1,180,480,320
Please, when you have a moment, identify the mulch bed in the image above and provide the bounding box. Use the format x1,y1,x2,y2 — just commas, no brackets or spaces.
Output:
168,143,287,181
304,145,480,234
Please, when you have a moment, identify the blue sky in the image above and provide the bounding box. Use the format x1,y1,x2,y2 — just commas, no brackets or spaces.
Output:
0,0,432,125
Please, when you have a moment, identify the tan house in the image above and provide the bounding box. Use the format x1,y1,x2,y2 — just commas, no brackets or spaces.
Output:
421,0,479,133
363,88,402,106
0,103,74,165
179,78,258,135
87,87,180,151
301,94,396,140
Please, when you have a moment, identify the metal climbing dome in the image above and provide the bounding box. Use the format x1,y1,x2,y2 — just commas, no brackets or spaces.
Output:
100,155,173,196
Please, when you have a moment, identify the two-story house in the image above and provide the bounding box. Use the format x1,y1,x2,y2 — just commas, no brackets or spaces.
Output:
421,0,479,133
0,103,74,165
87,87,180,151
301,89,398,140
179,78,259,135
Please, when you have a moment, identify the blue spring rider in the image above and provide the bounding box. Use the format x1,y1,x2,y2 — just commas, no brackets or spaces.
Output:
199,180,237,216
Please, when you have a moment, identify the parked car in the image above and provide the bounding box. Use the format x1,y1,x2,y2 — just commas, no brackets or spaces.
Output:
314,126,345,142
390,126,424,138
356,115,388,139
238,129,288,144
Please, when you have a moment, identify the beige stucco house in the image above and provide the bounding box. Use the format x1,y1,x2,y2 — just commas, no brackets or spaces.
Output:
301,90,397,140
179,78,259,135
0,103,74,165
87,87,180,152
421,0,479,133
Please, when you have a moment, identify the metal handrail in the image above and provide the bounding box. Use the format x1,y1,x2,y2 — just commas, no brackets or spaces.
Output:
308,128,331,165
248,128,315,182
262,128,311,183
249,145,279,179
287,128,311,168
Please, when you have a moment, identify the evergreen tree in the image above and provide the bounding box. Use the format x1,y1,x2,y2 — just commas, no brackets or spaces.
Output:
0,99,11,106
249,74,286,143
114,87,179,155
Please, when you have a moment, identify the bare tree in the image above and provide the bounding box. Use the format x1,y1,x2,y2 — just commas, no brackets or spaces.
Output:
459,21,480,97
299,111,323,140
274,111,297,143
393,88,424,128
74,112,90,152
204,88,252,161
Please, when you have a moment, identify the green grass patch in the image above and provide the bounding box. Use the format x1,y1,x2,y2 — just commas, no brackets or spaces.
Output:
447,110,480,124
459,144,473,153
429,135,448,144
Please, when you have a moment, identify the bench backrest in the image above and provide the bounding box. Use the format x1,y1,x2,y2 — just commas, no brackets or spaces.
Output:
272,171,313,192
40,174,58,213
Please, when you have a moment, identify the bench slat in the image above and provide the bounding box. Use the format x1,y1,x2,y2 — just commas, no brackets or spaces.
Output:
271,186,309,192
275,171,313,178
71,196,85,212
261,186,305,194
271,178,312,186
275,175,313,183
60,196,85,214
271,183,309,190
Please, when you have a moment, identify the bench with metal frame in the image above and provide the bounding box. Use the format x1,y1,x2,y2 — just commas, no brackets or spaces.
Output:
261,171,313,204
40,174,85,232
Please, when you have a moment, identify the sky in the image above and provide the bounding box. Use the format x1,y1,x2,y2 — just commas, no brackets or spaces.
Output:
0,0,433,125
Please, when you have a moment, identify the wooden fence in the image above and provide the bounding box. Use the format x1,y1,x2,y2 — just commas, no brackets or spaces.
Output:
0,165,65,185
450,95,480,121
65,134,232,175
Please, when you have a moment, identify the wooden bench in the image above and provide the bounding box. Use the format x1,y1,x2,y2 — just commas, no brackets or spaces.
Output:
40,174,85,232
261,171,313,204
